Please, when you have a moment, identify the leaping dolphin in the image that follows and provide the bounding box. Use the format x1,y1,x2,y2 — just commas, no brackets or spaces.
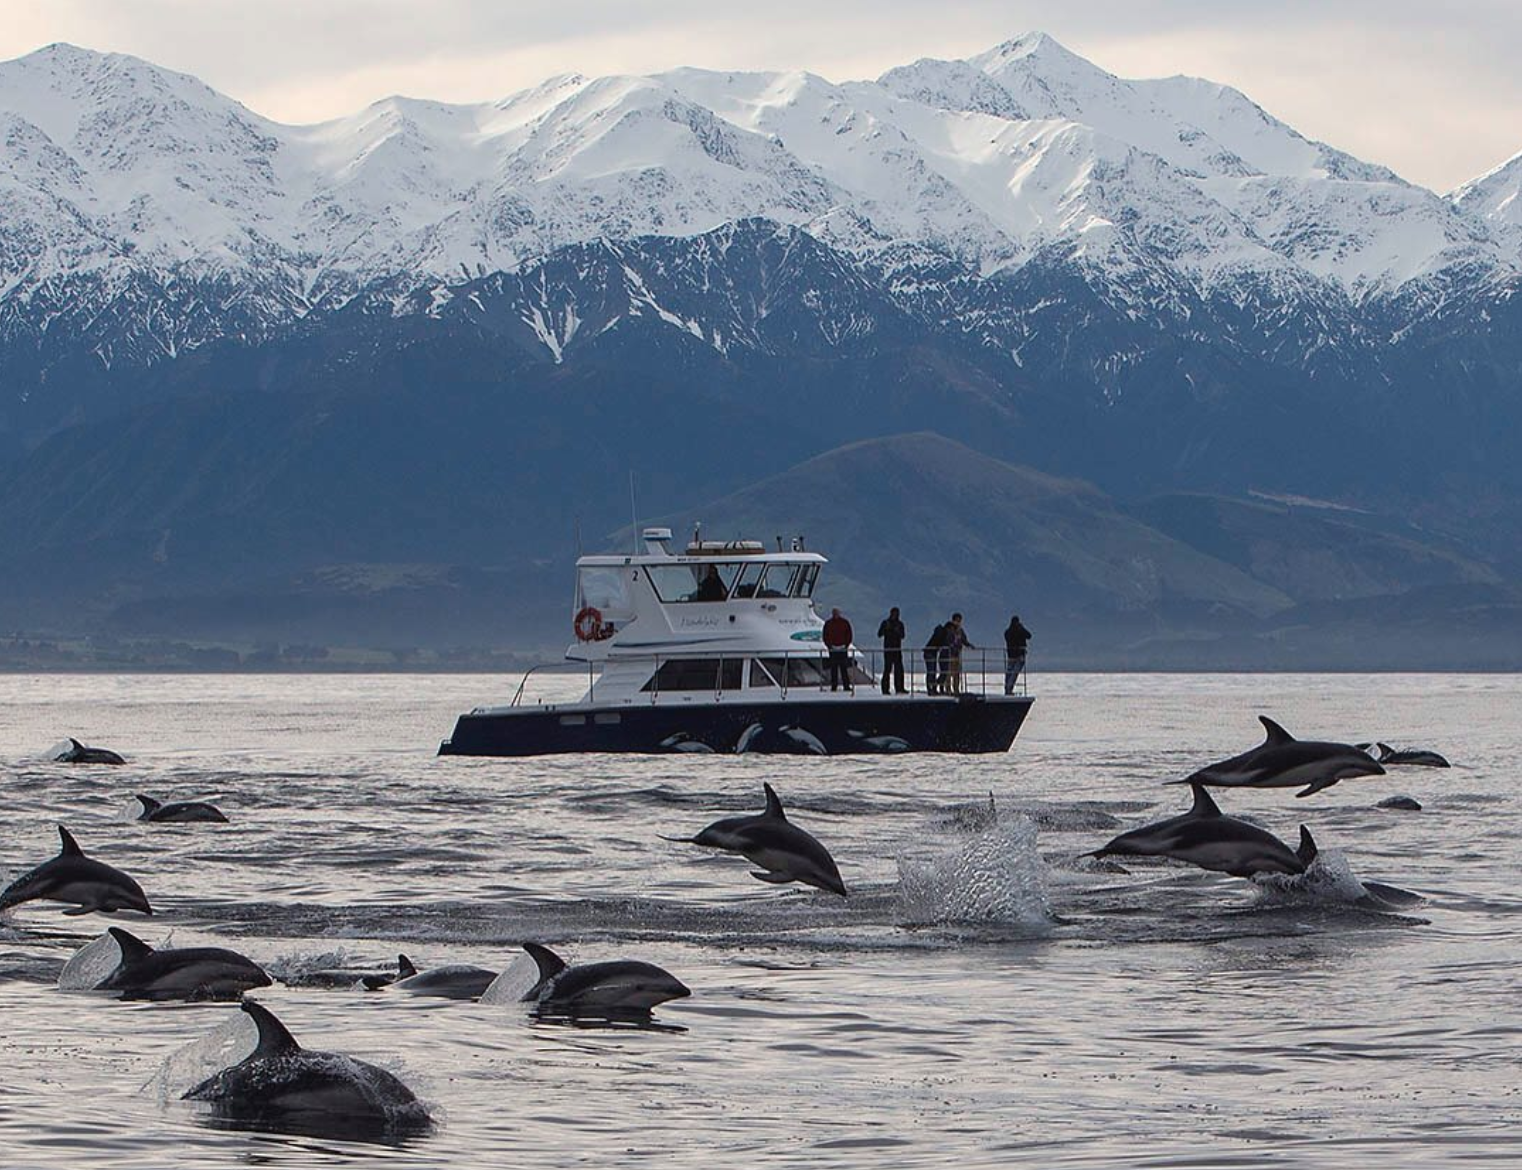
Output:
1176,716,1386,797
183,999,432,1136
0,826,153,916
93,927,270,1000
1090,784,1316,878
135,794,228,823
518,942,690,1016
663,782,847,896
55,738,126,765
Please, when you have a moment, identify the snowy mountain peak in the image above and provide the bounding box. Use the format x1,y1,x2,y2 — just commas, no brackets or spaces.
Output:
1,34,1519,369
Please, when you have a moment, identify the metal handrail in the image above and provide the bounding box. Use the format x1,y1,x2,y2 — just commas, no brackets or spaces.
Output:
512,646,1028,706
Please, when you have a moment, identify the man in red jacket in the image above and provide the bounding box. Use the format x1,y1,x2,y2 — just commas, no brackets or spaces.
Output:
823,607,854,693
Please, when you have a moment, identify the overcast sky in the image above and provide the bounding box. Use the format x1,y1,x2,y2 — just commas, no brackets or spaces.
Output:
2,0,1519,192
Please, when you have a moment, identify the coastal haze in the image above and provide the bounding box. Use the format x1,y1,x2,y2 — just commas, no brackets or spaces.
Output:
1,33,1521,668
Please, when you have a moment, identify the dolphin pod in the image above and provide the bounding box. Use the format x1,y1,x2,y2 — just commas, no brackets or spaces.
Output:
1090,783,1317,878
54,738,126,765
183,999,432,1137
664,781,848,896
135,794,229,823
518,942,691,1016
1177,716,1386,797
94,927,270,1000
0,826,153,916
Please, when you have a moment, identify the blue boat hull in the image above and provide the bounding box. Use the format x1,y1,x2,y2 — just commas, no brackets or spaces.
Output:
438,694,1033,757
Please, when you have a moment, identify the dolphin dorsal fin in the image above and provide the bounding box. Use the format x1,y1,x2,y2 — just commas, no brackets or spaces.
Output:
1296,826,1318,866
69,738,84,750
1188,783,1222,818
397,954,418,979
135,794,161,815
241,1000,301,1057
108,927,154,965
1259,716,1295,744
762,783,787,820
58,825,83,856
1375,743,1394,762
522,942,568,987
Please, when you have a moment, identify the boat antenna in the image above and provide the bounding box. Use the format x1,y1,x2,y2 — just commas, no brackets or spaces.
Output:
628,470,639,555
574,514,583,558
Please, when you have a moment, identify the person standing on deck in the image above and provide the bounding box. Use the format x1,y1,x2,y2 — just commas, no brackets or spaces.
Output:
823,608,854,693
923,620,948,695
877,607,907,695
944,613,973,695
1003,614,1032,694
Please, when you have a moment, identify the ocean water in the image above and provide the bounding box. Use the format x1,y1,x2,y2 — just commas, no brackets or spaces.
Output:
1,672,1517,1168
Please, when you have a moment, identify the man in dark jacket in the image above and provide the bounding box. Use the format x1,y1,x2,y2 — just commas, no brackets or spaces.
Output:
877,607,906,695
923,621,948,695
823,607,854,692
1004,614,1032,694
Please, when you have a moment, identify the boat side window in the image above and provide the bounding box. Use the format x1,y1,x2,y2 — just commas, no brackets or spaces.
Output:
645,563,740,603
730,561,766,598
792,564,820,598
757,564,797,598
718,658,743,691
757,651,821,687
749,659,778,688
641,659,720,692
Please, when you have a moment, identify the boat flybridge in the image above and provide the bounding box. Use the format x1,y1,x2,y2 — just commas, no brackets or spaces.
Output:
438,527,1033,756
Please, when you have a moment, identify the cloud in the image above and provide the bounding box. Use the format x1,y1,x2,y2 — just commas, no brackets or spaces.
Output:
1,0,1519,190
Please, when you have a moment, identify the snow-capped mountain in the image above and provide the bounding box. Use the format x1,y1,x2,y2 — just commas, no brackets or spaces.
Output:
2,33,1521,523
2,34,1517,330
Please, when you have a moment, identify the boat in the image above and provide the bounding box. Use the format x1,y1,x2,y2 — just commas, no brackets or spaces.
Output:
438,527,1033,757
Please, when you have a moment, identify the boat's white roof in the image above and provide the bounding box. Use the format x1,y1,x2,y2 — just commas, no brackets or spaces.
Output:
577,550,827,567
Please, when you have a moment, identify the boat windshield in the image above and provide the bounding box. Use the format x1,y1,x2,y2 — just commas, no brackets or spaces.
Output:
644,561,817,603
576,566,635,623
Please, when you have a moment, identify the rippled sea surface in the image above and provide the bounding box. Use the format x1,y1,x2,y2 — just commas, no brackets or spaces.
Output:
2,673,1518,1168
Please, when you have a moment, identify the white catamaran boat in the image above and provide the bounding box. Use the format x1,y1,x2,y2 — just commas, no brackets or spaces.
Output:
438,527,1033,756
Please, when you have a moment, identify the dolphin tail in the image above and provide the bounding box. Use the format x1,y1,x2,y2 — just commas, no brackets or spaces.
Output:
241,999,302,1057
761,783,787,820
1296,826,1318,867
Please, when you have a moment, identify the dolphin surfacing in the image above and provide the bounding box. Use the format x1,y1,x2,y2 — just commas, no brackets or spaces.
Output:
135,794,229,823
1090,784,1315,878
0,826,153,916
518,942,690,1016
55,738,126,765
183,1000,431,1136
94,927,269,1000
1178,716,1386,797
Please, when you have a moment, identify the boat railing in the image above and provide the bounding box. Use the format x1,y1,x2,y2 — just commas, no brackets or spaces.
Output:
505,647,1029,708
633,646,1029,701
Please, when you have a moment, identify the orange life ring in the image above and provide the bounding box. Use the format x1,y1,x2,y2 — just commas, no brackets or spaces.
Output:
574,605,607,642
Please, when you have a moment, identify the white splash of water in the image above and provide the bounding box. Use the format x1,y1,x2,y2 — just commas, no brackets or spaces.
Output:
1251,848,1401,910
57,931,121,990
143,1011,258,1102
896,814,1053,930
477,952,540,1005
